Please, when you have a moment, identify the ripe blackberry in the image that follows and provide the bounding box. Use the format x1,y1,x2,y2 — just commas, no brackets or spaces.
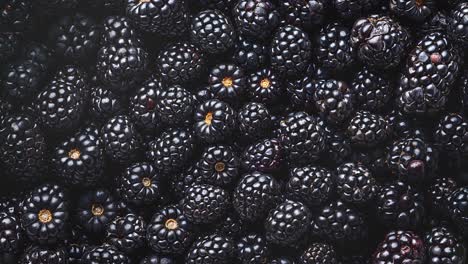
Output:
427,177,458,217
236,233,270,264
376,181,425,229
0,0,33,32
448,187,468,237
277,112,326,165
196,145,239,187
168,166,201,200
299,243,338,264
351,67,392,112
425,226,466,264
448,3,468,47
90,86,127,123
106,213,146,254
417,12,449,38
238,102,272,141
390,0,437,22
20,184,69,245
0,32,20,63
215,210,245,238
156,42,205,85
66,241,89,264
320,125,352,166
278,0,327,30
1,60,47,102
434,113,468,156
186,234,235,264
156,85,196,126
101,16,139,46
270,257,296,264
247,68,283,106
397,32,461,115
265,200,311,245
48,13,101,63
208,64,246,106
233,0,280,40
233,35,269,72
0,211,22,256
333,0,377,20
0,114,46,181
81,244,130,264
20,246,68,264
182,184,230,224
147,205,194,255
315,22,355,73
146,128,195,174
101,115,142,164
346,111,391,148
193,99,237,144
372,230,425,264
286,75,315,112
335,162,377,205
140,254,175,264
241,138,284,173
286,166,333,208
190,10,236,54
351,15,410,69
153,4,190,38
233,172,281,222
314,79,354,125
270,25,312,77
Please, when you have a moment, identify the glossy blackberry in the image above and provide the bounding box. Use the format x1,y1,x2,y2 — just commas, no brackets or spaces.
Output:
320,125,352,166
286,166,333,208
425,226,466,264
427,177,458,217
315,22,354,73
146,128,195,174
236,233,270,264
347,111,391,148
101,16,139,45
448,187,468,237
196,145,239,187
376,181,425,229
417,12,449,38
125,0,185,33
154,4,190,38
238,102,272,141
182,184,230,224
270,25,311,77
140,254,175,264
434,113,468,156
333,0,378,20
233,36,269,72
351,67,392,112
81,244,130,264
241,138,283,173
246,68,282,106
194,0,235,12
208,64,246,106
448,3,468,46
20,184,69,245
314,79,354,125
351,15,410,69
193,99,236,144
278,0,327,30
156,85,196,126
90,86,127,123
106,213,146,254
190,10,236,54
20,246,68,264
233,0,280,40
101,115,142,164
372,230,425,264
0,114,46,181
1,59,47,102
350,147,388,177
75,189,120,235
277,112,326,165
390,0,436,22
265,200,311,245
387,137,437,184
48,13,101,63
270,257,296,264
186,234,235,264
0,0,33,32
168,166,201,200
335,162,377,205
215,210,245,238
286,75,315,112
0,211,22,256
66,242,89,264
299,243,338,264
397,32,461,115
0,32,20,63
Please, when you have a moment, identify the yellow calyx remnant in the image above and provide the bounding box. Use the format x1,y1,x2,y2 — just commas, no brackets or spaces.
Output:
165,219,179,230
215,162,225,172
260,78,271,89
205,112,213,125
38,209,52,223
142,177,152,187
69,148,81,160
92,204,104,216
222,77,233,87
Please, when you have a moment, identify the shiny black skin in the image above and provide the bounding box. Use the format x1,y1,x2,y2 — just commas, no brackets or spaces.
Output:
238,102,272,141
448,187,468,237
80,244,130,264
286,166,333,208
196,145,240,187
208,64,246,106
155,85,196,126
299,243,338,264
425,226,466,264
101,115,142,164
233,0,280,40
235,233,270,264
193,99,237,144
182,184,230,224
372,230,425,264
241,138,284,173
106,213,146,254
185,234,235,264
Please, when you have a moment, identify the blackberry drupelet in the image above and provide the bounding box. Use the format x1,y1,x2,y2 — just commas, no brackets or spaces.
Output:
351,67,392,112
299,243,338,264
270,257,296,264
233,35,269,72
233,172,281,222
335,162,377,205
208,64,246,106
333,0,377,20
376,181,425,229
67,242,89,264
238,102,272,141
278,0,327,30
390,0,437,22
372,230,425,264
106,213,146,254
320,125,352,166
215,210,245,238
286,75,315,112
286,166,333,208
434,113,468,155
247,68,283,106
196,145,239,187
1,59,47,102
346,111,391,148
265,200,311,245
155,85,196,126
182,184,230,224
185,234,235,264
425,226,466,264
270,25,311,77
101,16,139,45
448,187,468,237
140,254,175,264
101,115,142,164
190,10,236,54
20,246,68,264
20,184,69,245
314,79,354,125
168,166,201,200
233,0,280,40
241,138,284,173
427,177,458,217
193,99,236,143
0,0,33,32
81,244,130,264
90,86,127,123
418,12,449,38
0,32,20,63
448,3,468,46
0,211,22,256
236,233,270,264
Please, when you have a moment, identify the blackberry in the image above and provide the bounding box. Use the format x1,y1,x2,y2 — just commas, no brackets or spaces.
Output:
147,205,194,255
236,233,270,264
106,213,146,254
215,210,245,238
425,226,466,264
335,163,377,205
0,114,46,181
241,138,284,173
101,115,142,164
81,244,129,264
372,230,425,264
346,111,391,148
238,102,272,141
156,85,196,126
156,42,205,85
417,12,449,38
434,113,468,156
333,0,377,20
278,0,327,30
320,125,352,166
194,0,235,13
1,60,48,102
351,15,410,69
168,166,201,200
196,145,239,187
270,25,312,77
48,13,101,63
101,16,139,46
233,0,280,40
286,75,315,112
90,86,127,123
182,184,230,224
66,242,89,264
376,181,425,229
154,4,190,38
140,254,175,264
146,128,195,174
0,211,22,256
193,99,236,144
427,177,458,218
390,0,437,22
247,68,283,106
448,187,468,237
233,172,281,222
0,0,33,32
286,166,333,208
185,234,235,264
299,243,338,264
190,10,236,54
448,3,468,47
277,112,326,165
351,67,392,112
315,22,355,73
397,32,461,115
208,64,246,106
20,246,68,264
265,200,311,245
0,32,20,63
233,36,269,72
314,79,354,125
20,184,69,245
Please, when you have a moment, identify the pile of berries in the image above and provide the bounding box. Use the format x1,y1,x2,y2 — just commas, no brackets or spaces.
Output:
1,0,468,263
